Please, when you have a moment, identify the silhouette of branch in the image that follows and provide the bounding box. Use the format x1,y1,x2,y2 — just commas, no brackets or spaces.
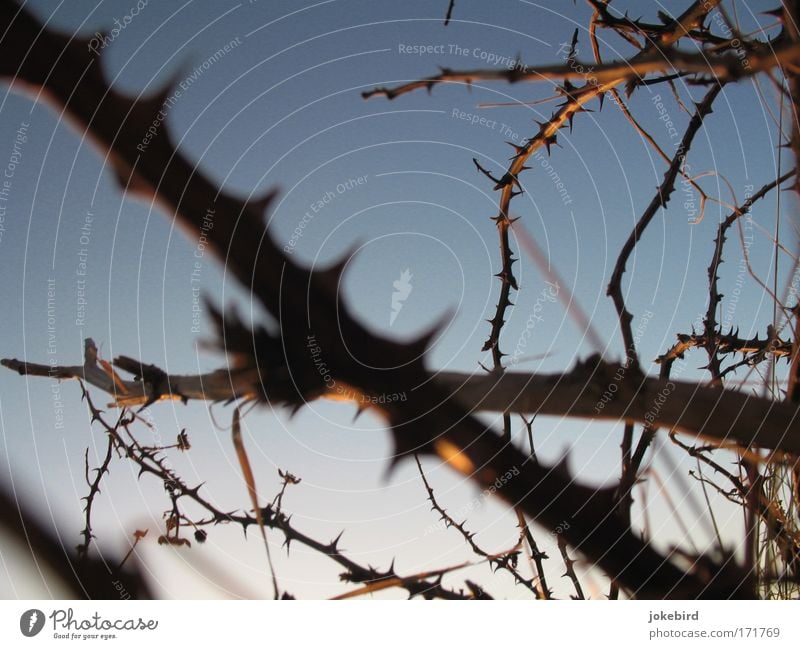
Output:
670,433,800,578
609,84,723,369
271,469,301,513
444,0,455,26
118,529,149,570
604,81,727,584
331,561,483,600
76,431,116,560
557,535,585,600
654,166,797,418
77,387,483,598
361,44,797,100
781,2,800,579
700,168,797,381
367,1,730,384
784,2,800,195
414,455,538,595
9,344,800,455
516,416,552,599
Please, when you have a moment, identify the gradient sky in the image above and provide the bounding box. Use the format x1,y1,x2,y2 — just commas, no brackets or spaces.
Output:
0,0,793,599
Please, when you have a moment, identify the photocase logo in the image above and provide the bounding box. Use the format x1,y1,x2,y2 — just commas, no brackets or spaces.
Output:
390,268,413,326
20,609,45,637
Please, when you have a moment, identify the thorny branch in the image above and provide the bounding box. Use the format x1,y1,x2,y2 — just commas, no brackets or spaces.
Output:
670,433,800,579
557,534,585,600
76,430,116,560
361,43,798,101
11,343,800,455
656,328,794,367
76,387,480,599
688,169,798,380
608,83,723,370
604,83,723,571
366,0,731,399
414,455,539,595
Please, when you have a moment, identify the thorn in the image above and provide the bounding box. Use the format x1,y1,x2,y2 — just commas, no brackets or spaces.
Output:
382,453,404,482
493,173,516,191
761,8,785,19
567,28,579,63
249,189,278,218
566,106,593,133
533,119,549,132
473,158,503,186
407,310,450,360
352,402,369,422
506,141,526,156
317,250,352,288
544,134,558,155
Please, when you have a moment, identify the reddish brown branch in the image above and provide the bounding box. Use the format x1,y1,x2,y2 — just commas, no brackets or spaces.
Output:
657,329,793,366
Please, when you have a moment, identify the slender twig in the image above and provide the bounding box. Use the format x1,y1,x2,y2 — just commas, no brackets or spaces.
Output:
76,430,116,560
118,529,148,570
608,83,723,369
557,535,585,600
79,386,479,598
444,0,455,26
271,469,301,513
231,407,279,599
414,455,538,594
670,433,800,576
702,168,797,382
362,41,797,101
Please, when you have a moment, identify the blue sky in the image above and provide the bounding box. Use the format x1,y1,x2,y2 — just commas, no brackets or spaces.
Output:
0,0,793,598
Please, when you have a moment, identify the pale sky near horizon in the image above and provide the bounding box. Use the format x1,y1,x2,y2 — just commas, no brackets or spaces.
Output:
0,0,793,599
